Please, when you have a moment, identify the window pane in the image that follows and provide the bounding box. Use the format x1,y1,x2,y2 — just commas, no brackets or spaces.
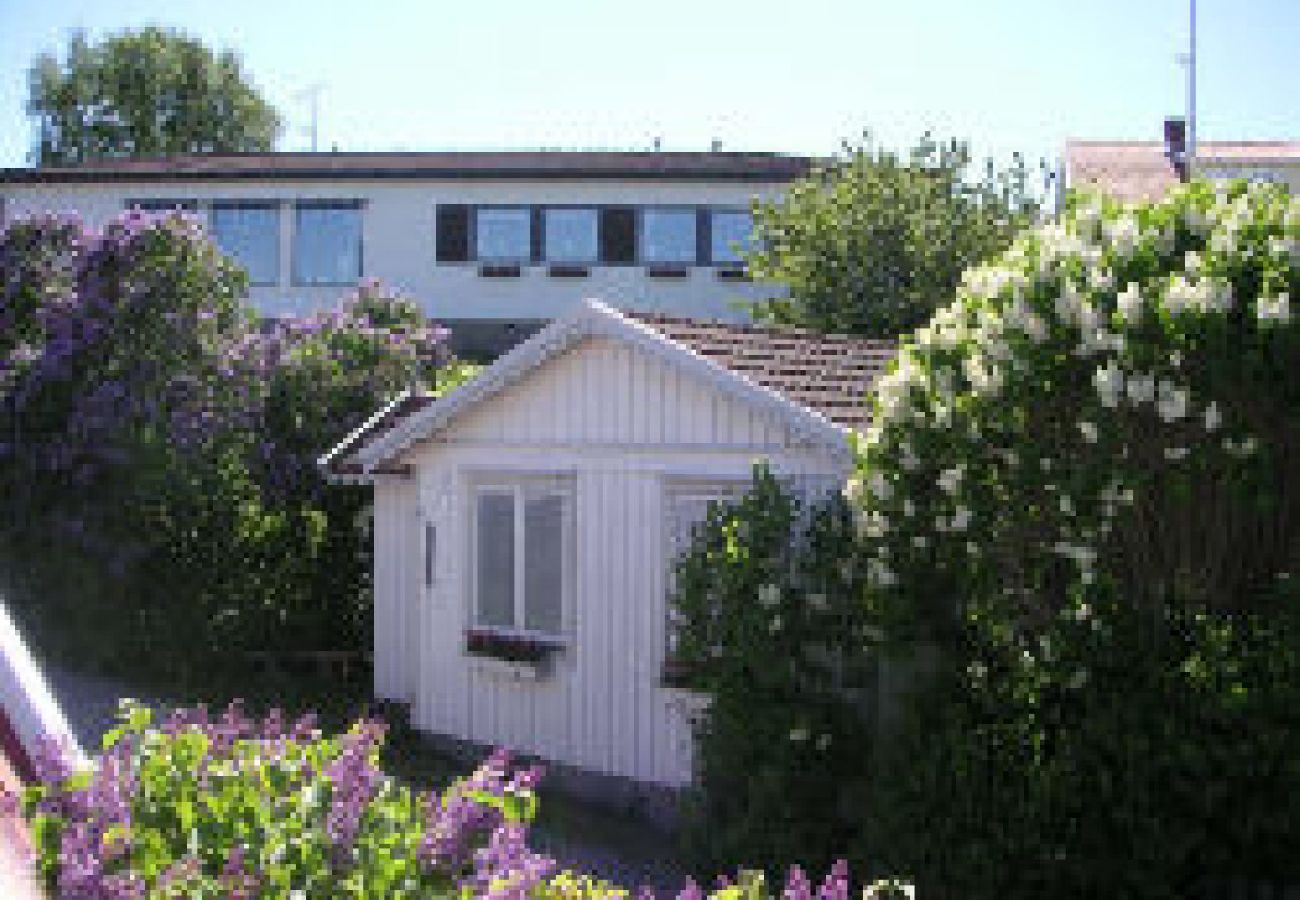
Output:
476,493,516,629
710,211,753,264
524,492,564,634
543,208,597,263
294,204,361,284
211,204,279,285
476,208,531,262
640,209,696,264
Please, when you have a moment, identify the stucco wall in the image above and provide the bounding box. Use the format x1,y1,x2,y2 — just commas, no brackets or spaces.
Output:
0,178,786,326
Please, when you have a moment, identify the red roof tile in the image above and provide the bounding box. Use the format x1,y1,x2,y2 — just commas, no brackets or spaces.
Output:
623,311,894,432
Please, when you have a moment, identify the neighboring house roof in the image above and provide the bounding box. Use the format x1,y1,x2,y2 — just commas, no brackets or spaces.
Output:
0,151,815,185
320,300,894,480
1065,140,1300,201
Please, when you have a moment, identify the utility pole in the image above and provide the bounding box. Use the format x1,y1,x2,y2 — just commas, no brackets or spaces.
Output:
1187,0,1197,177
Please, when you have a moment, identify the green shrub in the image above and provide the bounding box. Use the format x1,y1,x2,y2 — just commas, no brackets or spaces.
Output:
670,468,879,878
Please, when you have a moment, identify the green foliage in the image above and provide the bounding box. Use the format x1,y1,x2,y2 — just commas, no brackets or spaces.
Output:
670,468,878,878
745,134,1041,337
843,179,1300,896
0,213,472,678
28,26,280,165
866,584,1300,898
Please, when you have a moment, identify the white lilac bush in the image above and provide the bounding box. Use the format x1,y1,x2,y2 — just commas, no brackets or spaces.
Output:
851,179,1298,629
851,180,1300,897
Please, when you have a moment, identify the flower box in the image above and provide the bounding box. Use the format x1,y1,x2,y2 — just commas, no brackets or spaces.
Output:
464,629,563,666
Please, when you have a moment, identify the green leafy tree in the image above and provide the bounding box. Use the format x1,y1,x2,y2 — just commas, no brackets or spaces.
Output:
28,27,280,165
745,134,1042,337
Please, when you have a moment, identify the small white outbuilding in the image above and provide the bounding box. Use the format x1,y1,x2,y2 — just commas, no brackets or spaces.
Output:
322,299,892,787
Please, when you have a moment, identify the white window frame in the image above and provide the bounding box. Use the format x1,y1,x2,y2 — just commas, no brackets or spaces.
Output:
469,476,573,639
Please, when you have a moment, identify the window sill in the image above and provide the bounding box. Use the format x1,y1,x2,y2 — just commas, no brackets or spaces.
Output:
478,263,523,278
714,267,750,282
547,264,590,278
645,265,690,280
291,279,362,288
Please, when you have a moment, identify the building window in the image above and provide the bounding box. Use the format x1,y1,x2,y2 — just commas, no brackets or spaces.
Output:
293,201,362,285
211,202,280,286
473,478,570,637
640,208,697,265
710,210,754,266
543,208,598,263
475,207,532,263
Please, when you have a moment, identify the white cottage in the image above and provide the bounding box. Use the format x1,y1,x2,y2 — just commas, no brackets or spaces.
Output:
321,299,892,787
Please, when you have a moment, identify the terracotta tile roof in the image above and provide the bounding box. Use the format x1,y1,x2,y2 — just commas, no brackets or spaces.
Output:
1065,142,1182,202
623,311,894,432
1,151,814,185
1065,140,1300,201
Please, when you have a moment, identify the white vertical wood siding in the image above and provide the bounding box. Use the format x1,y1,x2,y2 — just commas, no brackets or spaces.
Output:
377,336,850,786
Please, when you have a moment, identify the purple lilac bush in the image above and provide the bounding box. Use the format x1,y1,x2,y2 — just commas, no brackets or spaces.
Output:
9,705,903,899
0,210,468,670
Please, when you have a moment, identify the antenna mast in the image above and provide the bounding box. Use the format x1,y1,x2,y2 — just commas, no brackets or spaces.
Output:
1187,0,1197,176
295,83,325,152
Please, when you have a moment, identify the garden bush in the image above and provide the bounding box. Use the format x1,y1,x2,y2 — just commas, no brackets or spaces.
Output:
669,469,879,879
0,210,471,676
847,179,1300,896
11,703,908,898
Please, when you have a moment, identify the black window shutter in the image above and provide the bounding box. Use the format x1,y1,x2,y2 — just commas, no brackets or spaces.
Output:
599,207,636,264
436,205,470,262
696,209,712,266
530,207,545,263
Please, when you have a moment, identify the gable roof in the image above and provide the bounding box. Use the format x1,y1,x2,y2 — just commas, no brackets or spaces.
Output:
1,151,814,185
321,300,893,480
1065,140,1300,201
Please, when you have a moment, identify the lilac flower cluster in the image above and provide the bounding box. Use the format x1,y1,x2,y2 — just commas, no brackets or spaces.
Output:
12,703,874,898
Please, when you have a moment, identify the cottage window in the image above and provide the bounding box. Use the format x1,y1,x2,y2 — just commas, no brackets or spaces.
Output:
640,208,697,264
709,209,754,265
473,479,570,637
211,202,280,285
293,201,362,285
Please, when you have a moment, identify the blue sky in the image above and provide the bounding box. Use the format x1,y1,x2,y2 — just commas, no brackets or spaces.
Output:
0,0,1296,175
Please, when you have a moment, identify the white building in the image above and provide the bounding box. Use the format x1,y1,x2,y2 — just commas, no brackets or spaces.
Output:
0,151,811,358
321,299,893,788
